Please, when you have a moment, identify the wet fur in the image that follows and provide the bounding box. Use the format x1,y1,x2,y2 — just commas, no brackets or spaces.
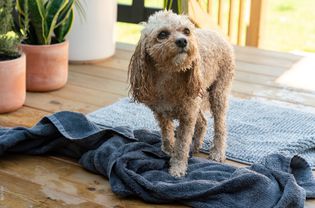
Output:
128,11,235,177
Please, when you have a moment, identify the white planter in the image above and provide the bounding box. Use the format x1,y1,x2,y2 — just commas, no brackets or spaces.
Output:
68,0,117,62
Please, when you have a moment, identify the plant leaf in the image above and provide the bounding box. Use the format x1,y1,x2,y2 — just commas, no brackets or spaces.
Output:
45,0,69,44
55,0,75,28
16,0,26,16
54,8,74,42
26,0,47,44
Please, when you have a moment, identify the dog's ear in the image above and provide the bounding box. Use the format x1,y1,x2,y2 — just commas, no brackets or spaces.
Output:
186,60,203,98
128,35,155,103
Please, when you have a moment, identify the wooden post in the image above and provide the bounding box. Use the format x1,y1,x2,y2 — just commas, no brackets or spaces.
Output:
237,0,247,45
246,0,267,47
228,0,238,43
207,0,213,16
217,0,224,28
187,0,221,31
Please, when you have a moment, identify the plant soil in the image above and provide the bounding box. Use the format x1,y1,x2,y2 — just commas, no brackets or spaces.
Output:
0,54,20,61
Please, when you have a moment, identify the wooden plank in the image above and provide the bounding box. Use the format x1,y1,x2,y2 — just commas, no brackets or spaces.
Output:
0,190,40,208
234,45,302,61
25,92,99,114
68,71,128,96
70,64,128,83
236,60,286,77
235,52,296,68
50,84,122,107
305,200,315,208
0,155,125,206
232,80,315,107
97,58,130,72
92,57,128,71
235,70,315,94
0,107,49,127
235,70,273,85
231,91,253,98
0,169,106,208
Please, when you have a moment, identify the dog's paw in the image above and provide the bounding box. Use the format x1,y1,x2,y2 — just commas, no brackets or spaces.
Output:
208,148,226,162
192,145,200,154
169,158,187,177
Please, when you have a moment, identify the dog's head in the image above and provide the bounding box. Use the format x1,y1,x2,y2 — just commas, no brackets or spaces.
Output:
128,11,201,103
142,10,198,71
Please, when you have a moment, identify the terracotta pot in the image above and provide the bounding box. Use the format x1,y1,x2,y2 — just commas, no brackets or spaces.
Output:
20,41,69,92
0,53,26,113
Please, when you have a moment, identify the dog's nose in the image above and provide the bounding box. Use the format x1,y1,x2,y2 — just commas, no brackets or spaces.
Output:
175,38,187,48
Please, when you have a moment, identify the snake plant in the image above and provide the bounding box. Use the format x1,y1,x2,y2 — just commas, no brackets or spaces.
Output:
164,0,183,13
16,0,78,45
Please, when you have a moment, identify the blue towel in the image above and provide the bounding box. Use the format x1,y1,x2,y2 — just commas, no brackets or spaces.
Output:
0,111,315,208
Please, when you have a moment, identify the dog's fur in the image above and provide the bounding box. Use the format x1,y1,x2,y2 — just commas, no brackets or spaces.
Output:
128,11,235,177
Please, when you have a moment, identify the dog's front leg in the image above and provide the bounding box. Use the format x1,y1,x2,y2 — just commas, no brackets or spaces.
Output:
169,111,198,177
154,113,175,155
208,79,231,162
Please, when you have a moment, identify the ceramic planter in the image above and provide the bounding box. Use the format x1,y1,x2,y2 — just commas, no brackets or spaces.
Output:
20,41,69,92
0,53,26,113
67,0,117,62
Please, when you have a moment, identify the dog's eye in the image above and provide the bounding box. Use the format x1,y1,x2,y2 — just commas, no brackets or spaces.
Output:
183,28,190,35
157,31,169,39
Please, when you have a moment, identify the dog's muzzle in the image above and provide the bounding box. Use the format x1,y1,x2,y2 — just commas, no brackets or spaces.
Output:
175,38,187,48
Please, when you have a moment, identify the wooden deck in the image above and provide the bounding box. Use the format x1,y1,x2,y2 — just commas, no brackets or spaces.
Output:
1,43,315,207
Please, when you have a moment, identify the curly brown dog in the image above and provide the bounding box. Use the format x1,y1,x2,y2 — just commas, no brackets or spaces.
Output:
128,11,235,177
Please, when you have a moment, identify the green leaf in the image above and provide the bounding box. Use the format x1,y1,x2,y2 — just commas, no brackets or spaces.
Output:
23,24,38,44
55,0,75,28
45,0,69,44
54,9,73,42
26,0,47,44
17,0,30,40
16,0,26,16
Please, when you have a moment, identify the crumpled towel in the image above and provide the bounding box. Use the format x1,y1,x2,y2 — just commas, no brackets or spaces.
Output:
0,111,315,208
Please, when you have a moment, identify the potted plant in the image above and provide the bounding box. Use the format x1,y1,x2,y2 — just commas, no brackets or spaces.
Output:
0,0,28,113
16,0,77,91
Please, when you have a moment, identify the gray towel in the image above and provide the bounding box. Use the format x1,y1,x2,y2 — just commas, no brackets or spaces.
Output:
87,97,315,168
0,111,315,208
